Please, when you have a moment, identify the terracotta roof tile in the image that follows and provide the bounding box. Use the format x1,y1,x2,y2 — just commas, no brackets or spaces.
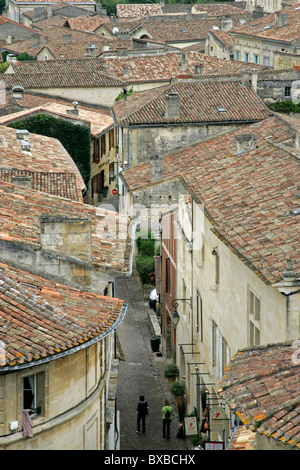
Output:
0,181,130,272
218,342,300,449
0,262,125,370
113,80,269,125
121,114,300,284
0,125,84,200
230,4,300,43
117,3,162,18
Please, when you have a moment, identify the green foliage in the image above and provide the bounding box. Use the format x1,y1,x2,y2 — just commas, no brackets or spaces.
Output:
136,255,154,285
9,115,91,184
164,363,179,379
0,62,9,73
0,0,5,14
267,100,300,114
115,87,134,102
170,381,186,396
16,52,35,61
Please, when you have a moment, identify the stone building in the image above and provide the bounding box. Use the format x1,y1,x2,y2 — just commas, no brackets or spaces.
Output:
0,262,127,450
113,79,269,169
121,113,300,445
230,6,300,67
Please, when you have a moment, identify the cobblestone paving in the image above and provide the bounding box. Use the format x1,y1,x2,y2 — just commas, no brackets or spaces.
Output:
115,273,189,451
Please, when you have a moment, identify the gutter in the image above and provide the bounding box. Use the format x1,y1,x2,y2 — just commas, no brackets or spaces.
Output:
0,303,128,372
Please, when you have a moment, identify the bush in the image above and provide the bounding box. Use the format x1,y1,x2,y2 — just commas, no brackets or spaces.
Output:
164,363,179,379
136,255,154,285
9,115,91,184
0,62,9,73
170,381,186,396
267,100,300,114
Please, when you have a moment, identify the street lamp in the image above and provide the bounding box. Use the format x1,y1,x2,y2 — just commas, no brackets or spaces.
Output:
171,298,192,327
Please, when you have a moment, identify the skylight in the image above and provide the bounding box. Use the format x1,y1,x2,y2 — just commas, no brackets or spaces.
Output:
217,107,227,112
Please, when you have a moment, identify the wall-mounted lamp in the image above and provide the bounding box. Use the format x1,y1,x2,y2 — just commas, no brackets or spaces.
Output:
211,247,218,256
171,298,192,328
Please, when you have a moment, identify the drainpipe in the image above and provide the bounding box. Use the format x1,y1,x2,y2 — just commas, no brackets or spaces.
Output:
281,288,300,333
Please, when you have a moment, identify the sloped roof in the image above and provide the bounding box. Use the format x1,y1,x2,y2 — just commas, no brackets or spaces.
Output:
230,4,300,43
113,80,269,125
2,70,125,89
0,263,126,371
117,3,162,18
0,181,130,273
218,341,300,449
5,51,268,82
0,125,84,200
121,115,300,284
0,102,113,137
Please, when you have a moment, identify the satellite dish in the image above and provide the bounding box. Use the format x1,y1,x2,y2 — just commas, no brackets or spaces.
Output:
112,27,119,35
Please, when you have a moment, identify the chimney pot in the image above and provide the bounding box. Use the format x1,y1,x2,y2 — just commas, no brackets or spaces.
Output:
235,134,257,154
16,129,29,141
150,154,163,182
166,92,180,120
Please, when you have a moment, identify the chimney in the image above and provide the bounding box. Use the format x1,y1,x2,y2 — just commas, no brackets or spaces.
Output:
16,129,29,141
86,43,97,58
150,155,163,182
6,35,14,45
275,11,288,29
242,71,258,93
221,15,233,31
194,63,204,80
179,52,186,70
166,92,180,120
63,33,72,44
295,132,300,150
12,85,24,100
40,216,92,262
31,35,41,47
11,175,31,189
66,101,79,116
122,65,129,78
20,140,31,154
47,7,53,18
235,134,257,154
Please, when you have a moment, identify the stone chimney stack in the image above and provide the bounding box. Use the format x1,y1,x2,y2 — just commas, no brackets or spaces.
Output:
66,101,79,116
179,52,186,70
166,92,180,120
275,11,288,29
150,155,163,182
12,85,24,100
221,15,233,31
235,134,257,154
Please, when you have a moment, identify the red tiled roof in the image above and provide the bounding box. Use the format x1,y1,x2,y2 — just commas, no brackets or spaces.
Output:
230,4,300,43
218,341,300,449
66,15,110,32
113,80,269,125
2,71,126,89
117,3,162,18
121,115,300,284
0,262,126,370
5,51,268,83
0,125,84,200
0,182,130,272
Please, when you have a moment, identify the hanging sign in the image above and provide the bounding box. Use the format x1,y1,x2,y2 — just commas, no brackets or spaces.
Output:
209,406,228,432
184,416,197,436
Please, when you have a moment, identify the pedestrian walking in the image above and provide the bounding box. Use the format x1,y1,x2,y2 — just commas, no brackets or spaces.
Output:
161,399,172,439
136,395,149,434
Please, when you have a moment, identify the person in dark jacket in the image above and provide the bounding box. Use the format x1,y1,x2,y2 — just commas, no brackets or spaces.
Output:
137,395,149,434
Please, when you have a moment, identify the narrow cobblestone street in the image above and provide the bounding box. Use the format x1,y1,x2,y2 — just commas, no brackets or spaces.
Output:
114,273,190,451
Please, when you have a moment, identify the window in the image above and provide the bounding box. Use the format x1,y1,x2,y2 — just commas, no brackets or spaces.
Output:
165,258,170,293
196,290,203,341
93,138,100,162
243,52,249,62
100,134,106,158
234,51,240,60
215,252,220,286
249,289,260,346
253,54,259,64
285,86,291,98
108,129,114,150
23,372,45,416
263,56,270,66
209,319,230,379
